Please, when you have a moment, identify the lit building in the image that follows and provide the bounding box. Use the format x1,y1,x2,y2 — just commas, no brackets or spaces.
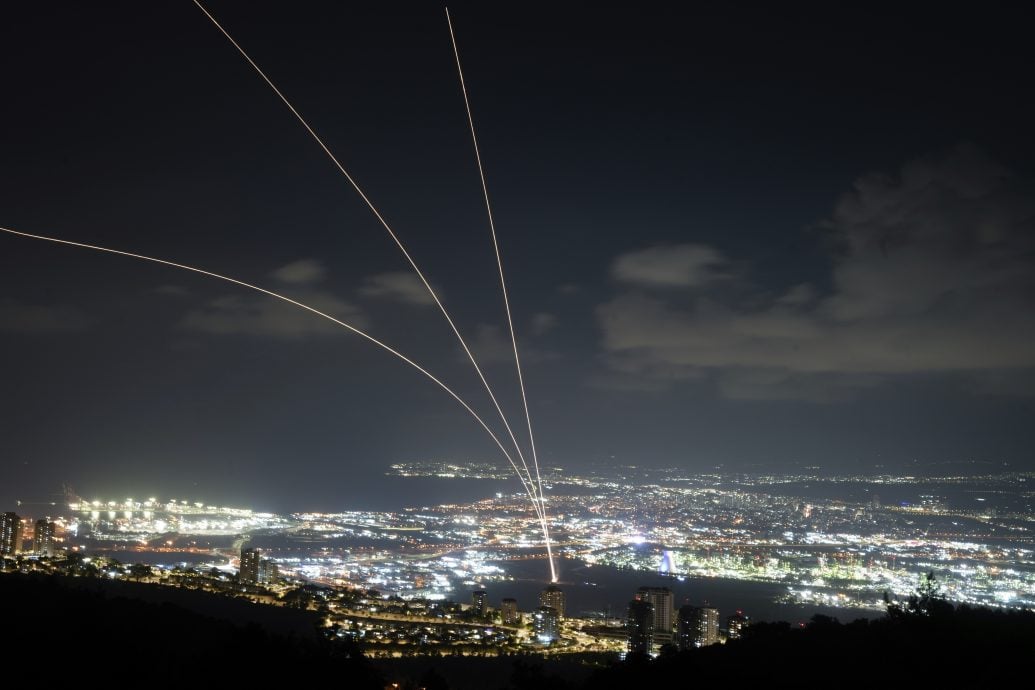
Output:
636,586,674,648
472,589,488,617
539,585,565,618
240,547,262,583
627,598,654,655
676,605,697,650
240,547,277,585
533,606,559,643
258,558,279,584
727,610,750,640
33,519,56,557
677,605,720,648
1,512,23,556
698,607,720,646
501,597,519,625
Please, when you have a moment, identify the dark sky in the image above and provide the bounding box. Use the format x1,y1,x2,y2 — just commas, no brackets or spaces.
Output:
2,2,1033,511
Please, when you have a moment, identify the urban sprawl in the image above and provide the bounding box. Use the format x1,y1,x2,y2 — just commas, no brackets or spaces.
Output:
2,463,1032,656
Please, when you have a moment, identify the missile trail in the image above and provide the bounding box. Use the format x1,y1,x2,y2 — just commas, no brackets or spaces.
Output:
0,225,545,519
446,9,555,582
190,0,543,525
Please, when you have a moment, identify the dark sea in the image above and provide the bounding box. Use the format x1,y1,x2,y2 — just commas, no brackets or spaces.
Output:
275,474,521,514
466,558,880,625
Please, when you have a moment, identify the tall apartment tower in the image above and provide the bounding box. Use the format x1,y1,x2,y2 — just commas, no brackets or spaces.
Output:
258,559,279,584
627,598,655,655
697,607,720,646
500,598,519,625
539,585,565,618
636,586,674,647
677,605,720,648
472,589,488,617
676,605,697,650
533,606,559,643
240,547,262,583
727,610,750,640
33,519,56,557
1,512,23,556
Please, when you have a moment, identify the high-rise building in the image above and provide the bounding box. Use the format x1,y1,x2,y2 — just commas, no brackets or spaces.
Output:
539,585,565,619
1,512,23,556
727,610,750,640
677,605,720,648
501,598,519,626
698,607,720,646
33,519,55,557
240,548,277,584
676,605,697,650
240,547,262,583
636,586,674,647
259,558,279,584
627,599,655,655
533,606,559,643
472,589,488,617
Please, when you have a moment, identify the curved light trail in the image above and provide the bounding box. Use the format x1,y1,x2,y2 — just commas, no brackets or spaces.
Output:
446,8,555,581
190,1,542,521
0,225,546,522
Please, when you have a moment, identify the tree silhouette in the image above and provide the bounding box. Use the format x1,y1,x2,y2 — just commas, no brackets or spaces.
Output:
129,563,153,582
885,571,953,618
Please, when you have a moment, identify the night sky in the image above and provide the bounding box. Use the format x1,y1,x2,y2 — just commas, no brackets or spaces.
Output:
2,3,1033,511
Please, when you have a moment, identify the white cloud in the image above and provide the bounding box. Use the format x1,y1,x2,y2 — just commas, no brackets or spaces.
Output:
468,323,559,366
611,243,727,287
596,144,1035,399
531,312,557,336
179,259,363,338
180,291,365,338
470,324,513,364
360,271,436,306
271,259,327,285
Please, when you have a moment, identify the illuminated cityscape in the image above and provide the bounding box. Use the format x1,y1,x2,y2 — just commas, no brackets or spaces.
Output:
3,1,1035,684
3,462,1033,658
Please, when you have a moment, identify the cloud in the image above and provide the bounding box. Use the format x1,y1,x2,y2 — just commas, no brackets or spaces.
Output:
0,299,89,333
154,284,190,297
180,291,365,338
468,323,560,366
611,243,727,287
471,324,514,364
272,259,327,285
360,271,436,306
597,144,1035,399
531,312,557,336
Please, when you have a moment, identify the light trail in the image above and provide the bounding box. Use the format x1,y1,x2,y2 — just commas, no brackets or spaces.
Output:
190,0,545,528
446,8,555,582
0,225,545,518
